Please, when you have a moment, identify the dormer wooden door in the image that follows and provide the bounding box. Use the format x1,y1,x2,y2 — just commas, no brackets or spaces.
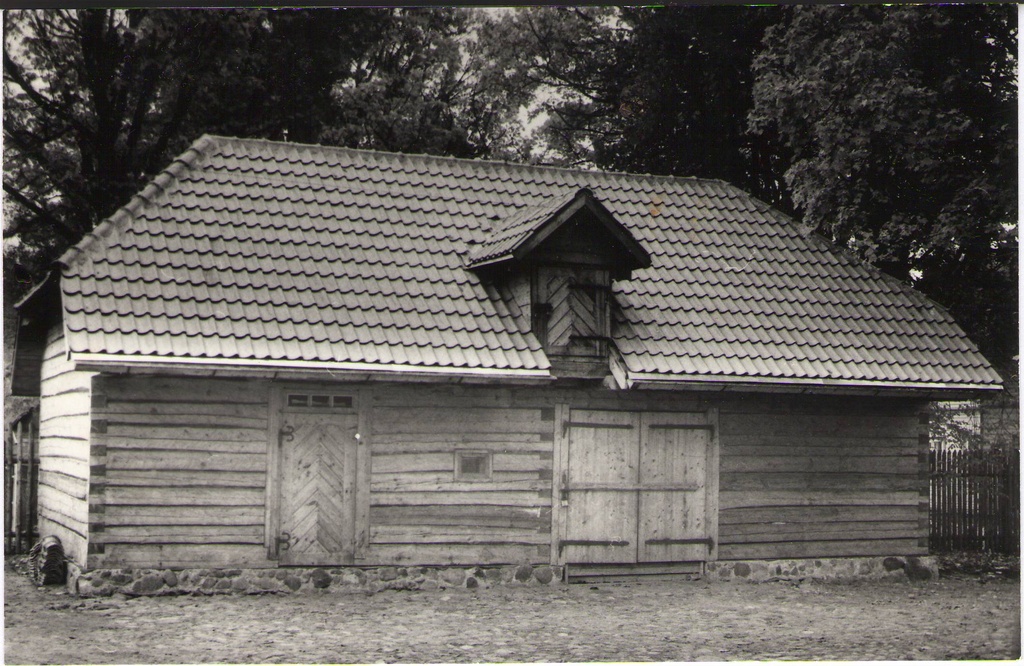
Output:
534,266,610,358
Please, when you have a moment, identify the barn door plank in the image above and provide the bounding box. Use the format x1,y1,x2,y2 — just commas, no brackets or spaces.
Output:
562,410,639,564
638,412,712,563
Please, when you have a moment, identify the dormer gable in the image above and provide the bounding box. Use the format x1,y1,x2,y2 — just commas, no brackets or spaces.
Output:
469,189,651,378
467,189,650,279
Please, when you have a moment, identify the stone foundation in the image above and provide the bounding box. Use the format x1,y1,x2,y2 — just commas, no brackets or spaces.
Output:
705,555,938,583
67,562,563,598
61,555,936,597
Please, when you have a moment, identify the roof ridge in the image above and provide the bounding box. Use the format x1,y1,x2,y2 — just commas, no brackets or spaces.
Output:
58,134,217,269
206,134,722,187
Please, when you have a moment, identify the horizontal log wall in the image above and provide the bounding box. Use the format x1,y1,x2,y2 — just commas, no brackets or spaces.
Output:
717,395,928,560
88,376,272,569
37,326,93,565
60,374,928,570
367,385,556,565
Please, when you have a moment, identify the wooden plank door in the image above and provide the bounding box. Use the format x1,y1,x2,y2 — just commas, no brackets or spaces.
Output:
279,411,359,565
637,412,713,563
562,410,639,563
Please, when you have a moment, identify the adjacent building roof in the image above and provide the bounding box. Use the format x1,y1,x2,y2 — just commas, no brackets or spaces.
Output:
53,134,1001,390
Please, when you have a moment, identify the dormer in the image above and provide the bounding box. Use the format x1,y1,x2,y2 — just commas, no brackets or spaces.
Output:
468,189,651,378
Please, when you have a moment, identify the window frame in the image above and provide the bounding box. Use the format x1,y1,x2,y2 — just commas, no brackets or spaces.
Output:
454,449,493,482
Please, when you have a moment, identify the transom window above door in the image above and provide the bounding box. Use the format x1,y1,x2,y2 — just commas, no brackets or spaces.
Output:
286,393,354,410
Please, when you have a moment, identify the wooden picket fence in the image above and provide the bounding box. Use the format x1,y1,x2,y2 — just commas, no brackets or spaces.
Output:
4,410,39,555
930,448,1020,554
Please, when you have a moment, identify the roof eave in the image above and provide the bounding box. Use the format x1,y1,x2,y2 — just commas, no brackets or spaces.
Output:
69,352,555,385
465,254,515,271
625,372,1001,399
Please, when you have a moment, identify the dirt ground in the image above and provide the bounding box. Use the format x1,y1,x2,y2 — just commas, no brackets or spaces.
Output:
4,563,1020,664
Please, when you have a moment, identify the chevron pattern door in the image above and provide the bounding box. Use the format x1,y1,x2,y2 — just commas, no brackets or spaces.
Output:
279,411,358,565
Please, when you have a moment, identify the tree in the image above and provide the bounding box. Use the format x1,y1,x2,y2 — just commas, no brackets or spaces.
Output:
3,9,264,281
3,8,533,292
749,5,1018,372
322,8,537,159
486,7,786,203
593,7,785,202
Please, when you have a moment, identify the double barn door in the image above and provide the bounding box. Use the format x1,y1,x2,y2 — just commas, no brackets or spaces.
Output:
561,410,717,565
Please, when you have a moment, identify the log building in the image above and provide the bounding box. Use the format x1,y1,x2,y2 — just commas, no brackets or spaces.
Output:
12,136,1000,583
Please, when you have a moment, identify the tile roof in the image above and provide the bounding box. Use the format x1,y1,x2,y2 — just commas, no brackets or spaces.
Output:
466,190,580,267
56,135,1001,389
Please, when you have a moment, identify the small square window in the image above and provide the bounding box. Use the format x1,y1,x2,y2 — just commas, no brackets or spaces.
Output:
455,451,491,481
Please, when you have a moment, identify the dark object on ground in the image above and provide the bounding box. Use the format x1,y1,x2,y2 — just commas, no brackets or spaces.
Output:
937,552,1020,580
28,535,66,586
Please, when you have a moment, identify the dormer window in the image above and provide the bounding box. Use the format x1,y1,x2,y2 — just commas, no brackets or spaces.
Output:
467,189,650,377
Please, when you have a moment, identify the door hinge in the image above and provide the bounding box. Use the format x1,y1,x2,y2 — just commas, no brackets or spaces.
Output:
278,423,295,447
645,537,714,547
559,539,630,553
276,532,292,552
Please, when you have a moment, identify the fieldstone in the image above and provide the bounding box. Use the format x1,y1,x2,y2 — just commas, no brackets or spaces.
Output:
214,579,233,591
162,571,178,587
734,563,752,578
379,567,398,581
131,575,165,595
533,566,554,584
263,577,284,591
201,578,217,590
398,568,408,577
110,573,133,585
442,569,465,586
284,576,302,591
484,568,503,582
515,565,533,582
224,569,242,577
419,580,439,590
78,580,113,598
209,570,226,578
310,570,332,589
231,578,249,592
465,576,479,589
905,557,933,582
98,571,112,579
883,557,906,572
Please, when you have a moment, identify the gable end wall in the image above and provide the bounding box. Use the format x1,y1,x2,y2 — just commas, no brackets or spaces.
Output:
37,325,93,566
